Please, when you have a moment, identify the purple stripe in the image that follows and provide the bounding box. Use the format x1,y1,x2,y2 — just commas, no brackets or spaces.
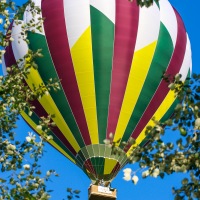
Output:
106,1,139,138
126,9,187,149
41,0,91,145
4,22,15,67
4,43,15,67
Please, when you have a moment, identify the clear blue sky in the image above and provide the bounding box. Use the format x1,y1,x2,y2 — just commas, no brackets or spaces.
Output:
1,0,200,199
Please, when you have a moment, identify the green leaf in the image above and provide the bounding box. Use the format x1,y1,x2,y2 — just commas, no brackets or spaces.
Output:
67,188,72,193
165,119,173,126
159,173,165,179
47,190,54,193
0,178,6,183
36,170,42,175
73,190,81,194
179,127,187,136
181,178,189,185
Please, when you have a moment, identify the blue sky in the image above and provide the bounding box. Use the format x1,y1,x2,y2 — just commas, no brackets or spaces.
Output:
1,0,200,199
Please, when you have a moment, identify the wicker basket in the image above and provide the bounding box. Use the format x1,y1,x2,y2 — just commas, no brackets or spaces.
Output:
88,185,117,200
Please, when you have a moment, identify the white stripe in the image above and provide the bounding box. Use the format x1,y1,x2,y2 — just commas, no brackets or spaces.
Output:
90,0,115,23
2,55,7,75
135,2,160,51
160,0,177,47
63,0,91,48
180,34,192,81
187,34,192,73
11,21,28,67
23,0,44,35
11,0,43,63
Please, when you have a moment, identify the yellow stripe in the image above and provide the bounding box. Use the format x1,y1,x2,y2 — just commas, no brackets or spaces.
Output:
71,26,99,144
21,111,76,163
126,89,176,156
25,67,80,152
114,41,157,145
104,158,117,175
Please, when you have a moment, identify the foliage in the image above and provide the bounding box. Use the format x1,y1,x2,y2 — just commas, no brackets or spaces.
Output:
112,73,200,199
0,38,59,200
0,132,58,200
129,0,159,7
0,1,75,199
66,188,80,200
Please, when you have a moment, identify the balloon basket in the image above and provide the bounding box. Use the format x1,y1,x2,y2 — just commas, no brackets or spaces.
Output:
88,184,117,200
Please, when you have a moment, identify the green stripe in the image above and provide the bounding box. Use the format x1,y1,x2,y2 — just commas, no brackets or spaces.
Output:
91,157,104,178
139,99,178,147
81,147,90,158
78,151,86,162
27,32,85,148
92,145,100,173
23,108,75,160
86,145,95,157
98,157,105,176
90,6,114,143
161,70,191,123
155,0,160,9
121,23,174,146
160,99,179,122
76,155,83,166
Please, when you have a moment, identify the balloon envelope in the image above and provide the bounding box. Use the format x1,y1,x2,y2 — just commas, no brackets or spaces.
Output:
2,0,192,182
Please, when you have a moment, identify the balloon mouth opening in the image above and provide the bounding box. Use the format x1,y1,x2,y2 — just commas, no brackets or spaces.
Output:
75,144,128,182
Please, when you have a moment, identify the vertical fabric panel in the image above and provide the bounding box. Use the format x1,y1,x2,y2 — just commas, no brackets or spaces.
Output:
106,0,139,138
21,111,76,163
126,5,187,146
159,0,178,47
27,32,85,148
104,159,118,175
63,0,99,144
42,0,92,145
135,2,160,51
70,27,99,144
179,34,192,81
120,23,174,147
90,4,115,143
114,2,160,144
3,33,77,161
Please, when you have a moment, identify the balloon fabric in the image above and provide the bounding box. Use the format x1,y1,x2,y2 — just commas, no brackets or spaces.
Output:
2,0,191,183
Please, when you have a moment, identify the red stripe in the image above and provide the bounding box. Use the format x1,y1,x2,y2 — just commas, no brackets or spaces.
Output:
3,37,77,157
108,162,121,181
126,9,187,150
106,1,139,137
84,160,96,177
41,0,91,145
111,163,120,176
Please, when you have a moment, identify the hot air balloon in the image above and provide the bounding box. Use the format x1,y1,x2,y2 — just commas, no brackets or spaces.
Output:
2,0,191,198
